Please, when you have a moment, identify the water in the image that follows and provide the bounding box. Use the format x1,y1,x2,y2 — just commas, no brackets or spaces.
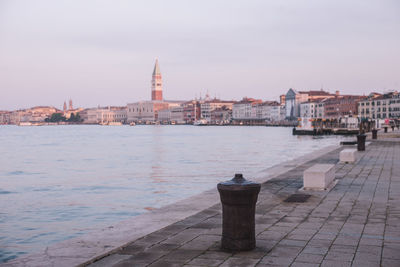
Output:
0,125,349,262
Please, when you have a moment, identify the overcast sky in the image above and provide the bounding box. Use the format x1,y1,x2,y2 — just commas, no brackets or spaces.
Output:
0,0,399,110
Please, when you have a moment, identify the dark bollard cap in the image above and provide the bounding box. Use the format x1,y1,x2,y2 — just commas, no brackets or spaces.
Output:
218,173,260,188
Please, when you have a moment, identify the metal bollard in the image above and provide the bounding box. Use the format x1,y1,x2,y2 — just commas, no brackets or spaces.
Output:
217,174,260,251
372,129,378,140
357,134,366,151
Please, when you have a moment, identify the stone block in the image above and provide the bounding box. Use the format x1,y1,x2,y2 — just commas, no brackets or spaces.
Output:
303,164,335,190
340,149,356,163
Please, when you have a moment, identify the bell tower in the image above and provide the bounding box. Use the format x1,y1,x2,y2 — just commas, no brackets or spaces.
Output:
151,59,163,101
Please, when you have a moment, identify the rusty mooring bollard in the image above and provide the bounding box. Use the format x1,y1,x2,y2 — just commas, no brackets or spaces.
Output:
357,134,366,151
217,174,260,251
372,129,378,140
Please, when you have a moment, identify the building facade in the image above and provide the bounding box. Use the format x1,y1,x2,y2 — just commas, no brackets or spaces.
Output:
200,99,234,122
82,107,127,124
324,95,364,118
285,89,335,119
127,101,169,123
358,92,400,120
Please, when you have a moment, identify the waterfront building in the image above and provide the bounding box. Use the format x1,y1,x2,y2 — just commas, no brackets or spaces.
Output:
300,98,328,118
157,108,171,123
127,101,169,123
170,107,185,124
358,91,399,120
285,89,334,119
324,95,365,118
151,59,163,101
279,95,286,106
8,106,61,124
255,101,281,120
82,106,127,124
210,106,232,124
0,111,11,124
232,98,262,122
183,101,201,124
285,89,309,119
200,99,234,122
270,103,285,122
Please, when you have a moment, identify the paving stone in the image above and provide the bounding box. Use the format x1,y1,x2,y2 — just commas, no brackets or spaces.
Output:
356,245,382,256
148,260,183,267
88,254,132,267
382,258,400,267
163,249,203,262
259,255,293,266
301,245,329,255
186,257,223,266
278,239,307,247
383,246,400,260
197,251,232,260
320,259,352,267
219,257,260,267
294,252,324,264
324,251,354,261
268,245,302,258
328,244,357,254
290,262,319,267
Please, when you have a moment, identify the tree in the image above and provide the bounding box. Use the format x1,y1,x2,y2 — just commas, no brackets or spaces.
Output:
45,113,66,122
67,112,82,122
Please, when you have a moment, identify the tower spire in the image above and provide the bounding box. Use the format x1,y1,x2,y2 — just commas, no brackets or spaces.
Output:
151,59,163,101
152,58,161,76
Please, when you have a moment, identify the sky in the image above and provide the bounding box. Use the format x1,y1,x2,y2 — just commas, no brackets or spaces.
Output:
0,0,399,110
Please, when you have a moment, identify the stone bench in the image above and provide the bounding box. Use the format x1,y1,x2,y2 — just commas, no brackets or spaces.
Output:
340,149,357,163
303,164,335,190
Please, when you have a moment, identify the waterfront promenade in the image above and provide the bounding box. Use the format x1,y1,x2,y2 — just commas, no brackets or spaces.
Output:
4,130,400,267
88,133,400,267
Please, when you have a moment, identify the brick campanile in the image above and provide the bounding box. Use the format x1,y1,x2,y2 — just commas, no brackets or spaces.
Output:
151,59,163,101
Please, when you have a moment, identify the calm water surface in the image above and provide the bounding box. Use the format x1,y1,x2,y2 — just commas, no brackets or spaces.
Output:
0,125,350,262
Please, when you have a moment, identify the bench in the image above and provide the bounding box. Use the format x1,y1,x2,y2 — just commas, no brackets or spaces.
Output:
340,149,356,163
303,164,335,190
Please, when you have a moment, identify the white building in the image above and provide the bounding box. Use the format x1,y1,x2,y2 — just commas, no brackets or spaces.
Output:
127,101,169,123
200,100,234,122
157,109,171,123
170,107,185,124
270,104,285,121
233,100,258,120
83,107,127,124
285,89,334,119
300,102,317,118
358,91,400,120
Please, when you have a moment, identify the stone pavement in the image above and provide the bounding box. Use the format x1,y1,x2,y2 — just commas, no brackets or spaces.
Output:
87,139,400,267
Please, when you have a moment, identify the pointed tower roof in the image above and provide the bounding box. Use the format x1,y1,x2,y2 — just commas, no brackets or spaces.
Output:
152,59,161,76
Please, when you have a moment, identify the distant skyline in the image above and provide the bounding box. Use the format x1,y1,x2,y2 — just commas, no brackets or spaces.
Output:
1,0,399,110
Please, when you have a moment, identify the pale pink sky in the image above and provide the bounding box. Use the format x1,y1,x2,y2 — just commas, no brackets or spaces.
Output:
0,0,399,110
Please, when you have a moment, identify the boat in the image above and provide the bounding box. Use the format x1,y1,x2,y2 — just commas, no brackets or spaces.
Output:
107,122,123,126
18,122,32,126
193,119,208,126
